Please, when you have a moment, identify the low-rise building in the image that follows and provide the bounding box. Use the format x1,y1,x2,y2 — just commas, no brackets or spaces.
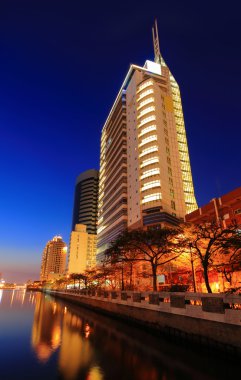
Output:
185,186,241,227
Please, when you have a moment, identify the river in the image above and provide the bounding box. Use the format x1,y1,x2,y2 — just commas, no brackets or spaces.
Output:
0,289,240,380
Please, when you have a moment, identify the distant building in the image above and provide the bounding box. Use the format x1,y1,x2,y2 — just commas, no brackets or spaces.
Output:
72,169,99,234
185,186,241,227
68,224,97,274
97,21,197,260
40,236,67,281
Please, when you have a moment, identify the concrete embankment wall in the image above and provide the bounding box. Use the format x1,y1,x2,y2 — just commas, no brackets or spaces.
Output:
47,290,241,353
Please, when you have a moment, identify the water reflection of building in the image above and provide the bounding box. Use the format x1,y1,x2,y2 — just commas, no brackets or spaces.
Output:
58,311,96,380
31,293,62,362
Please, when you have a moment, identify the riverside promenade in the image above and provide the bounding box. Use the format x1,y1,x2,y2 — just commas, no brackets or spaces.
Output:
46,289,241,353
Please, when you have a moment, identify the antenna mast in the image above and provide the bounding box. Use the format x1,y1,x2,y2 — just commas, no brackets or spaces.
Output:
152,19,162,64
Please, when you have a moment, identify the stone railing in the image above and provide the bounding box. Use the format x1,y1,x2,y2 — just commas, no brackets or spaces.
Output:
50,289,241,326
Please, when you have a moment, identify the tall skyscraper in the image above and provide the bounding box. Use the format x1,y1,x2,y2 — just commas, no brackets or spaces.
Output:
97,21,197,258
68,169,99,274
72,169,99,234
40,236,67,281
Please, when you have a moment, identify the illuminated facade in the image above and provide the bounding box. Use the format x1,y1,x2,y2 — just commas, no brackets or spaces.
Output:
97,22,197,258
68,224,97,274
40,236,67,281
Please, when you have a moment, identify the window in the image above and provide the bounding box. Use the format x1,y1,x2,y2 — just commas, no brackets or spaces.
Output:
138,115,156,128
141,180,161,192
170,189,175,198
142,193,162,204
137,97,154,110
171,200,176,210
140,156,159,168
138,125,157,137
140,168,160,179
139,145,158,157
138,106,155,119
139,135,157,147
137,80,153,93
137,89,154,101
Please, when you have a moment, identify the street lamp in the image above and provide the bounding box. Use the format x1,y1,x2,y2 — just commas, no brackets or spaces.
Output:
189,243,197,292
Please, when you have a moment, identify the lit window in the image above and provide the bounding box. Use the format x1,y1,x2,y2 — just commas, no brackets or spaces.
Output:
140,168,160,179
141,180,161,191
140,157,159,168
97,225,106,234
139,135,157,147
137,97,154,110
138,125,156,137
138,115,156,128
142,193,162,204
139,146,158,158
137,106,155,119
137,89,154,101
137,80,153,93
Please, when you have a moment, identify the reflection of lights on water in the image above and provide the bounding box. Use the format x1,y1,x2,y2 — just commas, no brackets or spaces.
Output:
51,326,61,349
10,290,15,306
53,303,57,314
64,306,67,314
0,289,3,304
85,323,91,339
21,290,26,305
87,366,104,380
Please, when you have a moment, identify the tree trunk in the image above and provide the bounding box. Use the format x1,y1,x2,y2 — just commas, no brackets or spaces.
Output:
121,265,125,291
203,266,212,293
129,262,133,290
151,263,157,292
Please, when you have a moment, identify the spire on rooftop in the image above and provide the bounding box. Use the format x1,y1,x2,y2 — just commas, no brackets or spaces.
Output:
152,19,166,66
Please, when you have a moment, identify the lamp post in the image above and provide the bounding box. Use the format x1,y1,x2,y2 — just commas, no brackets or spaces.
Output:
189,243,197,292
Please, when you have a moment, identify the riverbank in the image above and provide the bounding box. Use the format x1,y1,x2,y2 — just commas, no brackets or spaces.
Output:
46,289,241,354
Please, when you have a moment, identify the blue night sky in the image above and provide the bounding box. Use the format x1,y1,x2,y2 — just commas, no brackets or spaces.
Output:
0,1,240,282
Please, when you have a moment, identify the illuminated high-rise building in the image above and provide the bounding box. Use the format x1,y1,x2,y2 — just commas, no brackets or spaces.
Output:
40,236,67,281
97,21,197,258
